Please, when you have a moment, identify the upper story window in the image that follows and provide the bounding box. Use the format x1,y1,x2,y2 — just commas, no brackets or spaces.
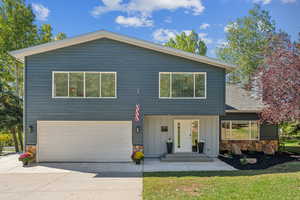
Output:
221,120,260,140
159,72,206,99
53,72,116,98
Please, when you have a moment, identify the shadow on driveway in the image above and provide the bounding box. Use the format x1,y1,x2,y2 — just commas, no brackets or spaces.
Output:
33,162,143,178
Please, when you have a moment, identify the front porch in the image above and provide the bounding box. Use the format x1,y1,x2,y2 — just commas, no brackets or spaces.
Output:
143,115,220,159
143,158,235,172
160,152,213,162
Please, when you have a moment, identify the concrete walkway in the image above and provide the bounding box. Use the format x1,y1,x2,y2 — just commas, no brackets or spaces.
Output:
144,158,236,172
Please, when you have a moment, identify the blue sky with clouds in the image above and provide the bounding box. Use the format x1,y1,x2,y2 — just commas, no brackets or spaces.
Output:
28,0,299,57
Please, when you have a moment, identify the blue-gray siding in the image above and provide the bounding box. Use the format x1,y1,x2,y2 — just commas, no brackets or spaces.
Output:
25,38,226,145
220,113,278,140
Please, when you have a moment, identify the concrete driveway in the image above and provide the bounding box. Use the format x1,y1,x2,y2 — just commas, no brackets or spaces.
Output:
0,155,143,200
0,154,235,200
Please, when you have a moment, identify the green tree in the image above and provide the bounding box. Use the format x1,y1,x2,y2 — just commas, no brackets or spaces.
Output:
165,31,207,55
0,0,67,96
54,32,67,41
38,24,67,43
0,0,66,151
0,82,23,152
38,24,53,43
0,0,38,96
217,4,276,86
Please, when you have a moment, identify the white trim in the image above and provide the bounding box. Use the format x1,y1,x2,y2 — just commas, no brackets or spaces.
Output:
225,110,262,113
83,72,86,98
51,71,54,98
221,120,260,141
169,72,172,97
100,72,117,98
99,72,102,98
9,30,235,71
85,72,101,98
193,73,196,98
159,72,207,99
52,71,117,99
115,72,117,98
36,121,40,162
204,72,207,99
52,71,69,98
23,60,26,151
67,72,70,97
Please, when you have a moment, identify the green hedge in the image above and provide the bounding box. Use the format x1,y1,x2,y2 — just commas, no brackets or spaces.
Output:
0,133,14,147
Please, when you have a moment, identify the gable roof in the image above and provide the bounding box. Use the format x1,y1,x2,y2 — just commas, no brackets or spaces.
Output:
9,30,235,71
225,84,265,113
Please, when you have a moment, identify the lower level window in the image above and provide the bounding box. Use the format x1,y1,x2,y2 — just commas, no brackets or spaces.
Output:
221,120,260,140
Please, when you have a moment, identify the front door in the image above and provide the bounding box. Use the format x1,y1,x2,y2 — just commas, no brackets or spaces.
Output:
174,120,198,152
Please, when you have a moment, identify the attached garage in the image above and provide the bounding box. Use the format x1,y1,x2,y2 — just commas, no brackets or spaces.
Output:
37,121,132,162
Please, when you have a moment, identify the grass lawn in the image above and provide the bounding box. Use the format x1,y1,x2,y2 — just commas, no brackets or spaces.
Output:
143,161,300,200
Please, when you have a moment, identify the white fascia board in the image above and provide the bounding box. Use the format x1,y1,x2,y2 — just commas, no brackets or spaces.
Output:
9,30,236,71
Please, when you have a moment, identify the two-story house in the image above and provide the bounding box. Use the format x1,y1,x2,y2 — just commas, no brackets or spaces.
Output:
10,30,278,162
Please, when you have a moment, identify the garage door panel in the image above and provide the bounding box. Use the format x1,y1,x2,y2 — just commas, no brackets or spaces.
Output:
37,121,132,162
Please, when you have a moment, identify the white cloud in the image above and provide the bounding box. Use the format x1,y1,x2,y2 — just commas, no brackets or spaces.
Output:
153,29,213,45
209,49,216,57
91,0,123,16
164,16,172,23
32,3,50,21
252,0,272,4
91,0,205,17
224,22,238,32
198,33,213,44
216,39,228,48
199,23,210,30
115,15,153,27
183,30,193,35
252,0,297,3
152,29,178,42
281,0,296,3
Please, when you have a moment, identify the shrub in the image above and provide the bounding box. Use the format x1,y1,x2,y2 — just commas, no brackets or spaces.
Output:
240,156,248,165
18,152,34,163
131,151,144,161
0,133,14,146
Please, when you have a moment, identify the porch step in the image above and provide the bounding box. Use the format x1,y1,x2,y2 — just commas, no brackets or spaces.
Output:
161,153,213,162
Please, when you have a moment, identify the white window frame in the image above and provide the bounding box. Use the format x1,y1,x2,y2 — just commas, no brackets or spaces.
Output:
159,72,207,99
221,120,260,141
52,71,117,99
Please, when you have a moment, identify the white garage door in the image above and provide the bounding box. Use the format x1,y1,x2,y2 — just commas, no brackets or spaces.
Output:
37,121,132,162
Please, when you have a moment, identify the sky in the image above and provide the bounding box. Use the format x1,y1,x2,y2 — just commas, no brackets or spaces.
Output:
27,0,299,57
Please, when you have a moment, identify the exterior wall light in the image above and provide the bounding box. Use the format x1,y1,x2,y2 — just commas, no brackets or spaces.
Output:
28,125,34,133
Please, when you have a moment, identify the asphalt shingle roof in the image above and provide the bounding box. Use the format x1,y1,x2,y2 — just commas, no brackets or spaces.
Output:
225,84,265,112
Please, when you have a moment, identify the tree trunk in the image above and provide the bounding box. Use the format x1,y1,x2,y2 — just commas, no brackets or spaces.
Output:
17,128,24,151
15,61,19,97
15,61,23,152
11,128,20,153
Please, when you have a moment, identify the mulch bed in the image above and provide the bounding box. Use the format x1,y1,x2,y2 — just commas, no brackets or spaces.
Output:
219,151,298,170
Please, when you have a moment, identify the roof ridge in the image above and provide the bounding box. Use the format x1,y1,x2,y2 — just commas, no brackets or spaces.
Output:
9,30,236,71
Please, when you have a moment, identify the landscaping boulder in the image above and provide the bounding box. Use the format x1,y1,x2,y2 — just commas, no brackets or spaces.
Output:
263,144,275,155
231,144,242,155
246,158,257,164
